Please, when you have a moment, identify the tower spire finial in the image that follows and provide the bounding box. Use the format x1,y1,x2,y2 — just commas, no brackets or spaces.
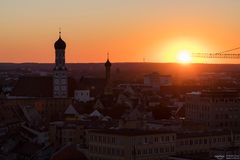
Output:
59,27,61,38
107,52,109,60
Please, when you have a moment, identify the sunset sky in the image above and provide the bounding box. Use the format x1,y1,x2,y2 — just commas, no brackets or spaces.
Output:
1,0,240,63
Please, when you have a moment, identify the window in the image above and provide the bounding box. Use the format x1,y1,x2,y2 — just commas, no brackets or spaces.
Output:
190,140,193,145
54,86,60,90
165,136,169,141
107,148,111,154
194,139,198,145
149,148,152,154
204,139,207,144
112,148,115,155
137,150,141,155
121,149,124,156
103,137,106,143
103,147,106,154
107,137,110,143
112,137,115,144
144,137,148,143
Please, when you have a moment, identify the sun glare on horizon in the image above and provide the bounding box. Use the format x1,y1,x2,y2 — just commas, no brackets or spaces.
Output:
156,38,207,63
177,50,192,63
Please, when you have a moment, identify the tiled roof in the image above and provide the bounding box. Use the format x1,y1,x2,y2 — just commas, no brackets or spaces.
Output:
89,110,103,117
64,105,80,115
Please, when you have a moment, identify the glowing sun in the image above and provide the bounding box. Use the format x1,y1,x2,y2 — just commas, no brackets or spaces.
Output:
177,50,192,63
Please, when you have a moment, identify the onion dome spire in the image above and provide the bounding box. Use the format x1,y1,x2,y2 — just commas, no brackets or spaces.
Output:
54,28,66,49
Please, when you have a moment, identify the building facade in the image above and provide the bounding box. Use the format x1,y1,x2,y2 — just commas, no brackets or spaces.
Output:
87,129,176,160
74,90,93,102
144,73,172,90
87,129,240,160
176,131,240,156
49,121,85,148
185,90,240,131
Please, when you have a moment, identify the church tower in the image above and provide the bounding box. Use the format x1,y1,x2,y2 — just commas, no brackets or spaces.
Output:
104,53,112,95
53,31,68,98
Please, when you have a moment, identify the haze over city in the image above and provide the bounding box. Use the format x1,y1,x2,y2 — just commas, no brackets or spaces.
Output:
1,0,240,63
1,1,240,160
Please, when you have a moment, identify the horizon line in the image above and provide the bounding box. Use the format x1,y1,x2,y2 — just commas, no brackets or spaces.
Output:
0,62,240,65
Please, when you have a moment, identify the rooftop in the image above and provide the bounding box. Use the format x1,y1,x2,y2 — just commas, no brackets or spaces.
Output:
187,89,239,98
89,129,174,136
177,131,238,139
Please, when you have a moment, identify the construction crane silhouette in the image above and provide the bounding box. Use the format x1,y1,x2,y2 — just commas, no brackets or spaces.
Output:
191,47,240,59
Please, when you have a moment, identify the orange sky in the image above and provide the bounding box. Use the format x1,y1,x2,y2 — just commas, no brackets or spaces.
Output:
1,0,240,63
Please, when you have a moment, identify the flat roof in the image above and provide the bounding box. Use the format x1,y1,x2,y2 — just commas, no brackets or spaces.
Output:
187,89,239,98
177,131,239,139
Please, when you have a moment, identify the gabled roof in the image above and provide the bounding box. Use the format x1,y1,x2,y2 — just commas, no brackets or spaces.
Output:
102,116,112,121
93,99,105,109
124,85,135,95
90,110,103,118
122,107,143,120
64,105,80,115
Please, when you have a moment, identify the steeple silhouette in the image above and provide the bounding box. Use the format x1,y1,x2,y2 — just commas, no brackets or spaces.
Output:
53,29,68,98
105,52,111,82
54,28,66,50
104,52,112,95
